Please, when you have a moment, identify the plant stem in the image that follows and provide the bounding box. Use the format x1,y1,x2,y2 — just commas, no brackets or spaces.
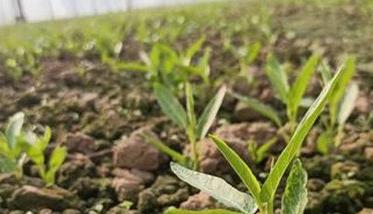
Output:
259,202,274,214
187,130,199,170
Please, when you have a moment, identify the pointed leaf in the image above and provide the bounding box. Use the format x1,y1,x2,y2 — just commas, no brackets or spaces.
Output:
289,54,320,118
265,55,289,103
154,83,187,129
184,36,206,65
171,162,257,214
0,157,17,173
196,85,227,140
209,135,261,202
230,92,282,127
328,57,356,126
260,65,347,202
338,82,359,126
281,159,308,214
5,112,24,148
46,146,67,185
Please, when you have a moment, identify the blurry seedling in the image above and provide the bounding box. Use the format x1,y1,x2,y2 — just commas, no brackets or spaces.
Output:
0,112,28,177
171,65,347,214
4,47,41,80
231,54,320,135
247,137,277,164
112,37,210,90
24,127,67,185
317,57,358,154
231,42,262,84
145,82,226,169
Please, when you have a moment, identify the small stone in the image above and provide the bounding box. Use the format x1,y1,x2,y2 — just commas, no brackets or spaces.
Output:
180,192,215,210
63,209,81,214
111,169,151,202
40,209,53,214
364,147,373,162
63,132,97,154
113,129,167,171
358,208,373,214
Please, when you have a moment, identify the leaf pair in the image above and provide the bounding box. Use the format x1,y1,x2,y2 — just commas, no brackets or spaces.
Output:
316,57,358,154
152,82,226,168
265,54,320,123
24,127,67,185
171,63,347,213
154,83,227,140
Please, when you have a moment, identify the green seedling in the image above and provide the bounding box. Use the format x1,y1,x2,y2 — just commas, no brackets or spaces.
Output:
230,42,261,85
112,37,210,89
232,54,320,134
24,127,67,185
170,65,346,214
247,137,277,164
0,112,28,177
317,57,358,154
146,82,226,169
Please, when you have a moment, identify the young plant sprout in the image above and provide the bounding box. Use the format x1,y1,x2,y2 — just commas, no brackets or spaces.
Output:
112,37,210,89
23,127,67,185
145,82,226,169
0,112,28,178
169,63,347,214
0,112,66,185
231,53,320,134
316,57,358,154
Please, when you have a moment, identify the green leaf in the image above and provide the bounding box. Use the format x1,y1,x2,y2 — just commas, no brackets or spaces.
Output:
319,61,332,84
256,137,277,163
196,85,227,140
316,130,333,155
289,54,320,118
165,207,241,214
265,55,289,104
170,162,257,214
230,92,282,127
209,135,261,203
154,83,187,129
142,133,189,167
115,62,149,72
5,112,24,148
184,36,206,65
46,146,67,185
185,82,197,130
0,157,17,173
328,57,356,126
337,82,359,126
281,159,308,214
245,42,261,65
260,65,347,203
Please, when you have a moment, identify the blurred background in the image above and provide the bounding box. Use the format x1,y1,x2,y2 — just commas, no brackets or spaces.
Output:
0,0,207,25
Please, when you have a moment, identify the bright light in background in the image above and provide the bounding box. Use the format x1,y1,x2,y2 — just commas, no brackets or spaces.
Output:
0,0,204,26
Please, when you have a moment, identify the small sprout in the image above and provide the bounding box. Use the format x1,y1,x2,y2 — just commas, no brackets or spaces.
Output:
316,56,358,154
0,112,27,177
24,127,67,185
149,82,226,169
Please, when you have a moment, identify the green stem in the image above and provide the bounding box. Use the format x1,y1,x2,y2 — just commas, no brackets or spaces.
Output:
187,130,199,170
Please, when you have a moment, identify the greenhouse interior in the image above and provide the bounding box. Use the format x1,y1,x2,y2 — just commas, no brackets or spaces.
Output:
0,0,372,213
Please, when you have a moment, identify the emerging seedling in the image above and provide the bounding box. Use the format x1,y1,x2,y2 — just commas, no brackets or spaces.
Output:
146,82,226,169
0,112,28,177
170,64,346,214
317,57,358,154
232,54,320,134
24,127,67,185
113,37,210,90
